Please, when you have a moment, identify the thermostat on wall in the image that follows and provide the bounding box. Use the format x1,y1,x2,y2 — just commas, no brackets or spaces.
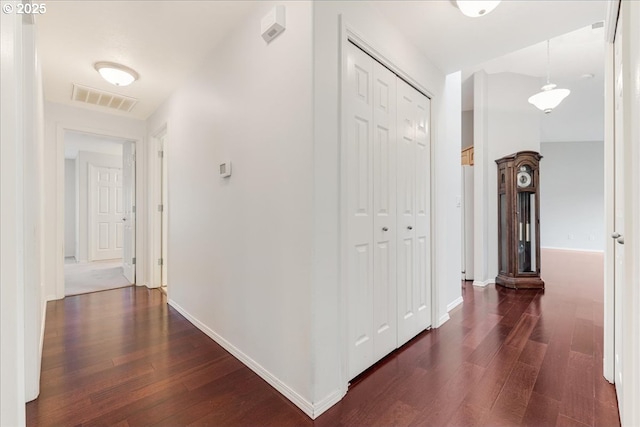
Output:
261,5,286,43
219,161,232,178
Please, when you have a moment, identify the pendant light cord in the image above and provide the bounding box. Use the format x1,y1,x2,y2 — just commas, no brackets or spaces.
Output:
546,40,550,85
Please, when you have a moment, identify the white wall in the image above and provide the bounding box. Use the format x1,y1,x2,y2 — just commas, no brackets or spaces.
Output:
540,76,605,143
311,1,458,413
474,72,541,284
540,141,604,251
64,159,76,258
75,150,123,262
43,101,145,300
147,0,315,415
1,11,46,424
65,131,124,159
441,72,463,311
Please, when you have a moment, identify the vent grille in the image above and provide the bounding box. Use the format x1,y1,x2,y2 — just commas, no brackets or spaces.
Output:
71,84,138,112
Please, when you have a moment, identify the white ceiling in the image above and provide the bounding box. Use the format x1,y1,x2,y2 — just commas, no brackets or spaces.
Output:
461,23,606,111
37,1,256,120
37,1,608,120
373,0,607,73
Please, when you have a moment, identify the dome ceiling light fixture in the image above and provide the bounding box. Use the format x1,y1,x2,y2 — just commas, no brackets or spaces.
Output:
456,1,502,17
94,61,139,87
528,40,570,114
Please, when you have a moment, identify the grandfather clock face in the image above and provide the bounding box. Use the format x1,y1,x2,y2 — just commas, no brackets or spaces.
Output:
516,165,532,188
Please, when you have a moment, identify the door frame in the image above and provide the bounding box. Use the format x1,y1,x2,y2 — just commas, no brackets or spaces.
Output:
603,0,617,384
604,1,640,425
149,124,167,289
339,20,438,390
55,125,144,300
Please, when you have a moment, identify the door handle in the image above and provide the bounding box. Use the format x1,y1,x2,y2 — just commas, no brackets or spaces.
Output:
611,232,621,239
617,236,624,245
407,226,413,230
382,227,389,232
122,218,127,221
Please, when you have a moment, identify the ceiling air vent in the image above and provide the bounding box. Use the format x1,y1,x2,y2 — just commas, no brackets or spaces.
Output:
71,84,138,112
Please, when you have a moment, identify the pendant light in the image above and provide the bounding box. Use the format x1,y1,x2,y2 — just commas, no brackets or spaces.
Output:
95,62,139,87
528,40,570,114
456,1,501,17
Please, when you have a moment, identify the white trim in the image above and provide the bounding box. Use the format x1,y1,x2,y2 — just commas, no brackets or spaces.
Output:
447,296,464,313
149,125,167,289
605,0,620,44
603,23,616,384
473,279,493,287
313,388,346,419
338,13,350,403
437,313,451,328
55,125,145,299
168,299,317,419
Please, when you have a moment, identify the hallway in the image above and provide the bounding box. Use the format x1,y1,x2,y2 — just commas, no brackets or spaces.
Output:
26,253,619,426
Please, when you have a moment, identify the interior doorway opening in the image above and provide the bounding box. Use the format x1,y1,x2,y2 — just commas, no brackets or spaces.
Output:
63,130,137,296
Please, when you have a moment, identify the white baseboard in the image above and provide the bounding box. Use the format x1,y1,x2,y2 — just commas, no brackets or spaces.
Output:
168,298,322,419
313,388,346,418
447,296,464,312
437,313,451,327
473,279,494,288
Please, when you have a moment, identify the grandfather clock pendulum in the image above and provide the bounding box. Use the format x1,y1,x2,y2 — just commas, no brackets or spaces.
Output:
495,151,544,289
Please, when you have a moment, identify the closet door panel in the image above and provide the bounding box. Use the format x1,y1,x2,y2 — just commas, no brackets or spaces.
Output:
347,44,375,379
415,92,432,327
396,81,418,345
372,62,398,361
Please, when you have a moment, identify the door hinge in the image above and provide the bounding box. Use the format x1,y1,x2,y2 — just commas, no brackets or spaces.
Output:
158,204,164,212
132,257,136,265
158,258,163,266
132,205,136,214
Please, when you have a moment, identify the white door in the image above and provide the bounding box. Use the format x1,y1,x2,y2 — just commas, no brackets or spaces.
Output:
89,165,123,261
346,43,399,379
396,80,431,346
122,141,136,283
371,53,398,363
612,16,625,410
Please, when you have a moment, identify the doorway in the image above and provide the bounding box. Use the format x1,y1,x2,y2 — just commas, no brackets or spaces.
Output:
63,130,136,296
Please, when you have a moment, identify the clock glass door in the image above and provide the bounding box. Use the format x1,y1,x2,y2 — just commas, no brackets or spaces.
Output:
517,192,537,274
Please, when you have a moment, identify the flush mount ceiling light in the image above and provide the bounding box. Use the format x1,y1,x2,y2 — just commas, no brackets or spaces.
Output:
94,62,139,87
528,40,570,114
456,0,501,17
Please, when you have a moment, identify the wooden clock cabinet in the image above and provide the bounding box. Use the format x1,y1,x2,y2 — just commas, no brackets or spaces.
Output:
495,151,544,289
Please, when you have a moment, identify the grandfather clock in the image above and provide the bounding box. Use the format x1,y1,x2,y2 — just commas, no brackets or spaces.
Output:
496,151,544,289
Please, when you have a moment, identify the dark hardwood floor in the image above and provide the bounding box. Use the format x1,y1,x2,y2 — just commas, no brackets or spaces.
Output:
27,255,619,426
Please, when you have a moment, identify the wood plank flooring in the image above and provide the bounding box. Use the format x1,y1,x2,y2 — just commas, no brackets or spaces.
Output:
27,254,619,426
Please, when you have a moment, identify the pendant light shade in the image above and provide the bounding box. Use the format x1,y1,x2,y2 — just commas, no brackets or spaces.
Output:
95,62,139,87
456,1,501,17
528,84,570,114
528,40,570,113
